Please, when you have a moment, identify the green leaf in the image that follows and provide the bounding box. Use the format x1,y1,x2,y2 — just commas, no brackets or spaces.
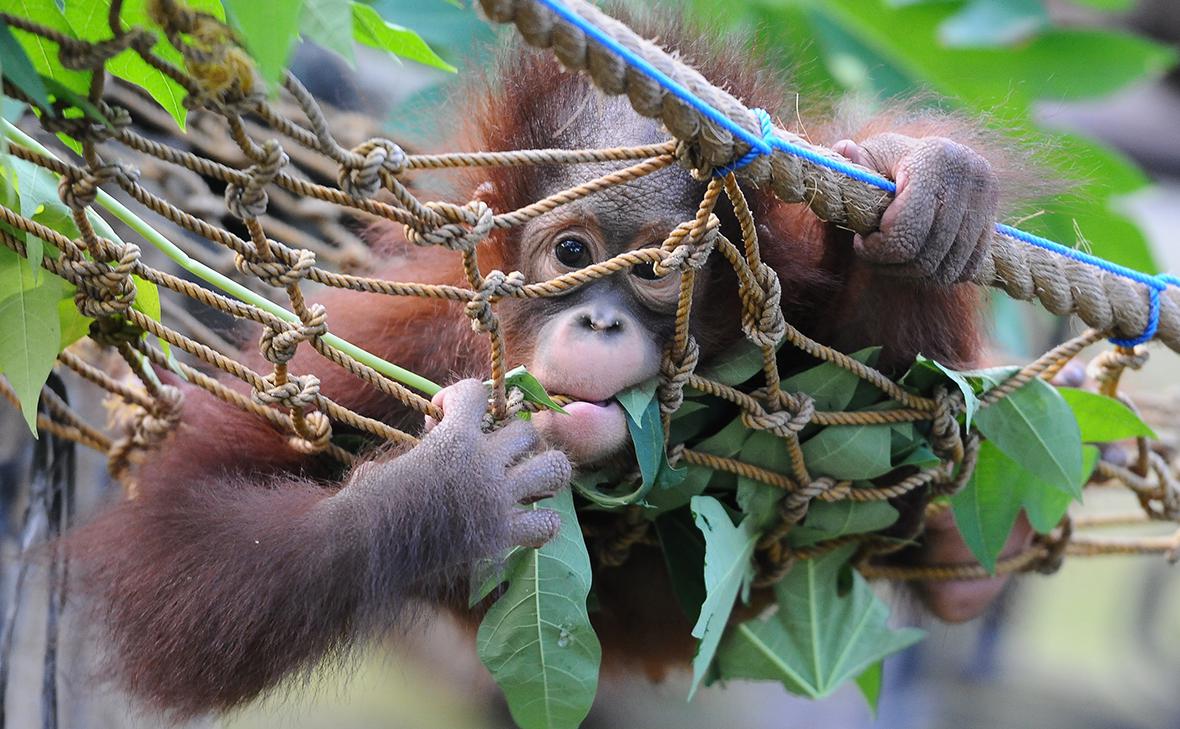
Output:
9,152,70,274
615,376,657,421
735,430,792,529
783,347,880,411
0,19,49,108
351,2,455,72
716,545,924,699
627,395,665,493
647,415,750,514
0,246,61,433
1069,0,1133,9
808,1,1176,112
788,500,900,548
477,489,601,729
222,0,305,88
974,377,1083,497
655,508,708,624
689,495,758,698
63,0,192,130
952,441,1097,571
3,0,91,96
500,365,566,414
696,337,779,387
1057,387,1156,442
907,356,980,428
57,296,90,348
855,661,884,715
1024,445,1099,533
799,424,893,480
301,0,355,66
950,441,1026,573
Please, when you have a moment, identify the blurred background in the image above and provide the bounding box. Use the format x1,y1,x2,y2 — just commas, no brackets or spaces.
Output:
2,0,1180,727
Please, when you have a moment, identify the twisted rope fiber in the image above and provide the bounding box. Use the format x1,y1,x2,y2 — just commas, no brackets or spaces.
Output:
0,3,1175,587
483,0,1180,350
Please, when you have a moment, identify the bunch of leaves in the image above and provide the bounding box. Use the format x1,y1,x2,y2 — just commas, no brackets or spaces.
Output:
475,336,1155,727
0,0,452,133
0,152,164,434
0,0,452,431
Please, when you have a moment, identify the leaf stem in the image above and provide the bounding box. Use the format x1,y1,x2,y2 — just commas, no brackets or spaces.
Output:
1,119,441,396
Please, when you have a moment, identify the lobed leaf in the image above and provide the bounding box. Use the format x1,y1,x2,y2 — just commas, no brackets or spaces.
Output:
688,495,758,698
477,490,601,729
716,544,923,699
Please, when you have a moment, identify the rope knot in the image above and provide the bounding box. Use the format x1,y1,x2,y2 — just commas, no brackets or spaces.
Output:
338,138,406,198
234,246,315,288
931,386,965,463
1089,346,1150,389
406,200,494,253
58,164,137,209
466,269,525,333
225,139,287,219
658,337,700,415
259,304,328,364
68,237,140,317
652,215,719,277
252,372,321,410
290,410,333,454
740,393,814,439
482,386,526,431
740,261,786,349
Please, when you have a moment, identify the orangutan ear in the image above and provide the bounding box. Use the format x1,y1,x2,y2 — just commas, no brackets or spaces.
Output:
472,180,495,203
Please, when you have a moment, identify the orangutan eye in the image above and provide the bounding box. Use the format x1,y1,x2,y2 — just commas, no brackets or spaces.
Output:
554,238,591,268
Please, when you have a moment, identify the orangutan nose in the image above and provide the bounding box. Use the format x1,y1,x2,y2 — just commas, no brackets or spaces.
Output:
574,304,625,335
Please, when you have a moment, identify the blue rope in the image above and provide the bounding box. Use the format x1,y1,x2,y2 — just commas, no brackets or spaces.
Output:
712,108,774,177
535,0,1175,344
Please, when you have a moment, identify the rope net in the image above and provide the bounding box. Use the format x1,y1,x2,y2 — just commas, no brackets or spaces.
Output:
0,0,1177,593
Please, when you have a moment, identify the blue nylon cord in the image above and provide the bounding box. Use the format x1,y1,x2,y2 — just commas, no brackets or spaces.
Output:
534,0,1176,343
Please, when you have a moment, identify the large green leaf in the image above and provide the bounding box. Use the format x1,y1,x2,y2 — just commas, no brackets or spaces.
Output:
716,544,923,699
1057,386,1157,442
782,347,880,411
477,489,601,729
788,499,900,548
799,424,893,480
952,440,1098,571
0,246,61,434
2,0,91,96
351,2,455,72
974,377,1083,497
63,0,194,130
689,495,758,698
222,0,305,88
301,0,355,66
735,429,792,529
949,440,1026,574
